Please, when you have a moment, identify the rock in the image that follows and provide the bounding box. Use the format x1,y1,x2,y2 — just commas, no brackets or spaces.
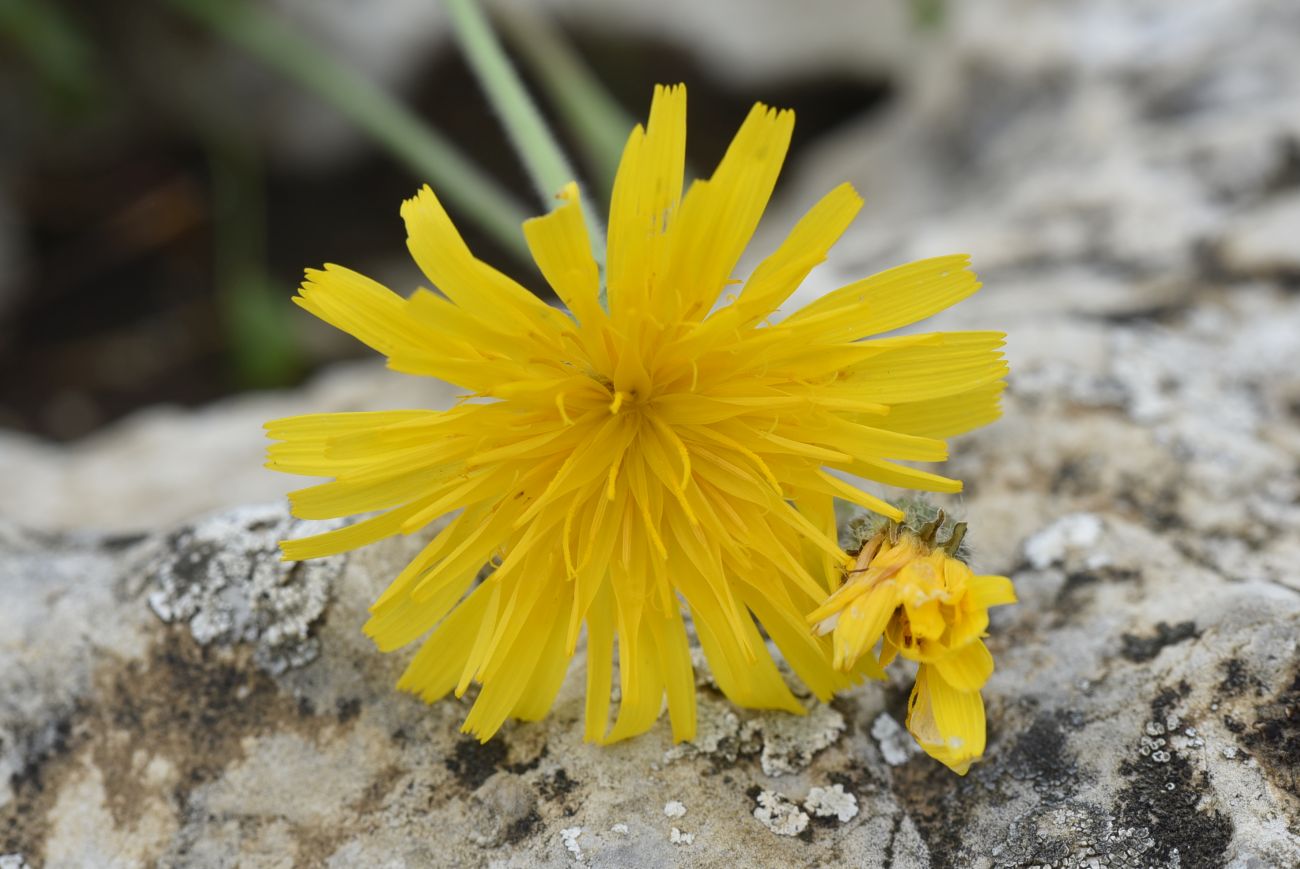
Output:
1214,193,1300,277
468,772,540,848
872,712,922,767
148,504,345,676
0,360,457,533
5,0,1300,866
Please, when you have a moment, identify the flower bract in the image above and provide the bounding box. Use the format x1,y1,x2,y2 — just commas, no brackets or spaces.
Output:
266,84,1007,744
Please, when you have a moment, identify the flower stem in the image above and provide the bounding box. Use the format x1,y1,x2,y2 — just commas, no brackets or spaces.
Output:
495,7,632,199
443,0,606,266
163,0,531,259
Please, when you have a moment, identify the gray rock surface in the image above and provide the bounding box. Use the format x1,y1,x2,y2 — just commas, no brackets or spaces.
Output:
0,360,458,533
5,1,1300,866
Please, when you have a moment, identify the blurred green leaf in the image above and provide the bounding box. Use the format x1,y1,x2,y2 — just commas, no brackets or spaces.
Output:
911,0,947,30
164,0,531,259
0,0,100,112
222,269,306,388
496,6,633,201
207,133,304,389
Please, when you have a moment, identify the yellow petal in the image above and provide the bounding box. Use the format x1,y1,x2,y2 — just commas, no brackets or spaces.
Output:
583,584,617,742
511,610,572,721
265,410,435,441
832,585,898,671
814,472,904,521
462,587,565,740
279,497,437,560
659,102,794,322
836,332,1009,404
265,410,439,476
725,181,863,326
906,663,986,775
942,555,974,595
748,585,881,703
523,181,605,325
395,581,494,703
288,460,459,520
688,584,802,713
946,605,990,650
366,568,477,653
837,457,964,494
932,640,995,692
904,600,946,643
650,606,697,743
401,185,568,338
968,575,1018,609
784,255,981,340
606,83,686,319
294,265,438,358
797,416,949,464
881,382,1007,439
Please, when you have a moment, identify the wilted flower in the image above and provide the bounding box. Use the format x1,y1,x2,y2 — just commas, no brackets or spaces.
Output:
809,506,1016,773
266,85,1007,743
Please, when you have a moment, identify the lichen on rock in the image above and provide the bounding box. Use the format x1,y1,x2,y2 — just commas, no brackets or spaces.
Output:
805,783,859,823
752,790,809,838
147,504,345,675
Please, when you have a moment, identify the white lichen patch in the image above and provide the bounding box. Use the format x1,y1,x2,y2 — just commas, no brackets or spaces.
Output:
663,694,745,765
1023,513,1104,570
753,791,809,837
804,784,858,823
0,855,31,869
664,696,844,775
666,647,845,775
609,823,628,835
560,827,583,862
750,703,846,776
147,503,344,674
871,713,920,767
669,827,694,845
663,800,686,818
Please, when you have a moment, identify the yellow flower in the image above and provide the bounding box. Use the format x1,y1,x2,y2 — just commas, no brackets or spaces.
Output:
809,512,1016,773
266,84,1007,744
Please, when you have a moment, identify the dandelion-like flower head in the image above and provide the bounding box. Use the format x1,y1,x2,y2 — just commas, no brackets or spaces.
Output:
267,85,1007,744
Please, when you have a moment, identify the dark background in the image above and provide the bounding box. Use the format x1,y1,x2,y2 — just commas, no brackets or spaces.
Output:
0,1,902,441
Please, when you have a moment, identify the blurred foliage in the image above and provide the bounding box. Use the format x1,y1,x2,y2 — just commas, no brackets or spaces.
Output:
164,0,531,258
911,0,947,30
207,135,305,389
1,0,894,438
497,6,634,201
0,0,100,114
162,0,629,383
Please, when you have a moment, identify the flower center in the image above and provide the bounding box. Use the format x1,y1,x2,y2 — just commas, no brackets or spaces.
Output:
609,387,644,414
